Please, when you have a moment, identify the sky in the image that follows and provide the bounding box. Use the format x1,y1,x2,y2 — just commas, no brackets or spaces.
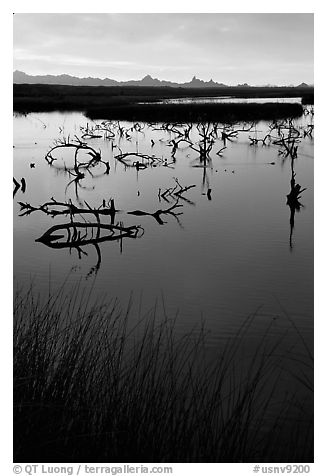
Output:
13,13,314,86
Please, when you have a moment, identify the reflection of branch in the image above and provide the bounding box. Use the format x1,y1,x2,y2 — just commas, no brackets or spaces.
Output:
13,177,26,197
36,222,141,247
35,221,143,274
115,151,163,169
172,178,196,205
167,138,190,160
216,146,227,156
159,179,196,204
85,243,103,278
45,136,109,172
303,124,314,138
269,120,301,159
222,123,255,142
185,138,214,160
286,159,306,251
128,199,183,226
80,121,116,140
249,134,271,146
182,123,217,164
64,175,95,204
151,123,185,137
18,198,118,224
13,178,20,197
46,148,109,203
44,136,110,204
287,183,307,203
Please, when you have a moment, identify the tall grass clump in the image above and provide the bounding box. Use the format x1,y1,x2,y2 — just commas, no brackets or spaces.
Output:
14,283,313,463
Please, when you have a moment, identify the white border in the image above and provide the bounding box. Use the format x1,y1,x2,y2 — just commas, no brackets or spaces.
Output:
3,3,324,475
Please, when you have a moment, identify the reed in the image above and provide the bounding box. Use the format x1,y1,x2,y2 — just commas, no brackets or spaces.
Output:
13,283,313,463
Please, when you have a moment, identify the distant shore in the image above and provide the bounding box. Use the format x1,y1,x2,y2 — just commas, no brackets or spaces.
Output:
13,83,313,122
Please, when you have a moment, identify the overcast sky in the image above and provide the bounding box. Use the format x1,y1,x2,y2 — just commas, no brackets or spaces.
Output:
13,13,314,85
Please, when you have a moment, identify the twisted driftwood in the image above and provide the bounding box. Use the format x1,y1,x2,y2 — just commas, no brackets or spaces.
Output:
35,220,143,274
45,135,108,172
159,178,196,204
115,150,163,169
18,197,118,224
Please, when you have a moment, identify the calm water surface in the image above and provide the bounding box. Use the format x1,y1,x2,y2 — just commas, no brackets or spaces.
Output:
141,96,303,105
13,110,313,347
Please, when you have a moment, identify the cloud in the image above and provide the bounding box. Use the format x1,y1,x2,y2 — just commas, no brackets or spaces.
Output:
13,13,313,85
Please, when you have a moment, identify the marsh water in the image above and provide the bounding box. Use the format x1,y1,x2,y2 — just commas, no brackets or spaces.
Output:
143,96,304,105
13,110,313,350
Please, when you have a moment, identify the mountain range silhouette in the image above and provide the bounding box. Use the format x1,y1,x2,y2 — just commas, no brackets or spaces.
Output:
13,71,311,89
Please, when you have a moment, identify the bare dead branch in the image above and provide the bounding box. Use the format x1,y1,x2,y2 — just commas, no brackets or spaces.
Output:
128,199,183,226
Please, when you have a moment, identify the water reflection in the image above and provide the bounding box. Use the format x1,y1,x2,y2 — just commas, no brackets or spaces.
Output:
13,109,313,331
127,178,196,226
18,197,118,224
16,113,313,255
128,199,183,226
13,107,314,463
141,96,304,105
287,158,307,251
18,197,143,275
44,136,110,203
36,220,143,277
13,177,26,197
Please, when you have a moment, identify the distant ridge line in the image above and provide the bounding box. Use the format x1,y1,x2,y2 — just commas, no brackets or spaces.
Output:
13,71,312,89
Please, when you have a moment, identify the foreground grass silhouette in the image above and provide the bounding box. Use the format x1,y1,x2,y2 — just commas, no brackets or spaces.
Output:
14,283,313,463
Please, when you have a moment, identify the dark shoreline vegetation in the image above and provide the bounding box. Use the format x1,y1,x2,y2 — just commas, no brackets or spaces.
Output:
13,84,313,122
84,102,304,123
14,284,313,463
